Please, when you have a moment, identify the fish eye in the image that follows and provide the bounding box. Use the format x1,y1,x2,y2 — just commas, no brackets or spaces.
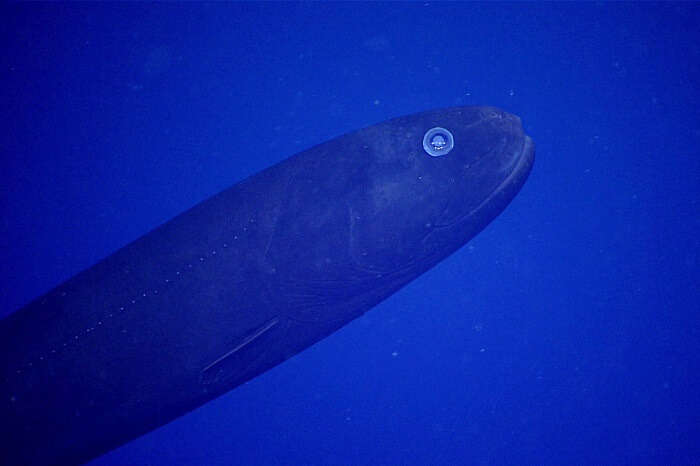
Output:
422,127,454,157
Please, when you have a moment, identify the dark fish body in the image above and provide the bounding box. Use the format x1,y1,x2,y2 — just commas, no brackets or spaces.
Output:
0,106,534,465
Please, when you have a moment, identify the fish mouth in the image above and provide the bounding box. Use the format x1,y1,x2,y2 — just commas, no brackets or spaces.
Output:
514,135,535,181
432,130,535,231
474,131,535,216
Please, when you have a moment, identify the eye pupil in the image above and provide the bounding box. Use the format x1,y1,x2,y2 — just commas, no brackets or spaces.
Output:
431,134,447,149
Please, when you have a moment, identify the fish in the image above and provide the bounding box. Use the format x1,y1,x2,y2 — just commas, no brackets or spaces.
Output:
0,106,534,465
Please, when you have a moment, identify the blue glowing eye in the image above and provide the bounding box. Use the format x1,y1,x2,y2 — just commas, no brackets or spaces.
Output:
422,127,454,157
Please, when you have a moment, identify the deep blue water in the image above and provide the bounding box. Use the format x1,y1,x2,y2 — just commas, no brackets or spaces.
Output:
1,3,699,465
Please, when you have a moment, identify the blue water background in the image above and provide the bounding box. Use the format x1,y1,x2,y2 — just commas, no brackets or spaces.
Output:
1,3,698,465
